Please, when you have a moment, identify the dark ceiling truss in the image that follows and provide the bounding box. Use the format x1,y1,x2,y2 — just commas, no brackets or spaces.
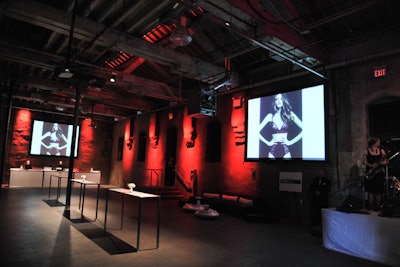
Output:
1,0,400,120
4,0,226,79
188,2,326,79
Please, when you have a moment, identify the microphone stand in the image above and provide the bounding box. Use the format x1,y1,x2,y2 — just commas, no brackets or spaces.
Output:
361,178,368,214
384,150,400,206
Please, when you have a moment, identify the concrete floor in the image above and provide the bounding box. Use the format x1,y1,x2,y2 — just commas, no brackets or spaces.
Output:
0,186,392,267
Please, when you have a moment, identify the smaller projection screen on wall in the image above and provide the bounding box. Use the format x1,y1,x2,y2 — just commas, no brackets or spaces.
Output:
30,120,80,157
246,84,326,161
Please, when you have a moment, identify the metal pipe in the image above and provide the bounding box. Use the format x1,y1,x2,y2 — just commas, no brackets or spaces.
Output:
65,85,81,209
181,1,327,79
220,46,400,96
0,89,13,192
65,0,78,70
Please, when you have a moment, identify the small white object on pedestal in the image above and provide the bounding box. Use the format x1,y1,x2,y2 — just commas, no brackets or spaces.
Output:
128,183,136,193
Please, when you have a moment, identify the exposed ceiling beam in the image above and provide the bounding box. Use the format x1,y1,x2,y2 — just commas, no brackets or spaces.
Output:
26,80,155,110
187,1,327,79
304,0,378,31
3,0,226,83
196,0,256,33
225,0,327,62
0,42,183,103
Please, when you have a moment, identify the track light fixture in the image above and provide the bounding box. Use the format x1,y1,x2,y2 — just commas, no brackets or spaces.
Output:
109,74,116,83
58,68,74,79
127,138,133,150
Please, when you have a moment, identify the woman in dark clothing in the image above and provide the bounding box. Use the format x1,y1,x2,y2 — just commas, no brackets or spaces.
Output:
363,137,387,211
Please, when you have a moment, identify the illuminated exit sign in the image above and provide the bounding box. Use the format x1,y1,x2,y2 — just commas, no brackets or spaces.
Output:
374,65,386,78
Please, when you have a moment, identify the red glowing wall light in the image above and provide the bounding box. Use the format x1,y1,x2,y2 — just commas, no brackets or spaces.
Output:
16,109,31,124
183,114,195,148
78,119,96,163
148,113,159,148
14,109,32,148
231,96,245,146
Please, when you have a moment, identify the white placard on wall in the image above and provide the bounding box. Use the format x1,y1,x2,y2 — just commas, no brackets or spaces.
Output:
279,172,302,192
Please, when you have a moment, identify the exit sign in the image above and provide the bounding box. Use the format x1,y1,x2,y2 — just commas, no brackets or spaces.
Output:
374,65,386,78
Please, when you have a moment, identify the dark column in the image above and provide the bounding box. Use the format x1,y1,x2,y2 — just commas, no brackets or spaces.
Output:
65,86,81,209
0,88,12,194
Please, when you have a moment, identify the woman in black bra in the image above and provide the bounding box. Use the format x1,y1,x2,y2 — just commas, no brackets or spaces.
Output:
259,93,302,158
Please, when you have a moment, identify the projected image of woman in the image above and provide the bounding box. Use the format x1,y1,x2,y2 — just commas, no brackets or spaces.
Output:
40,123,69,155
259,93,302,158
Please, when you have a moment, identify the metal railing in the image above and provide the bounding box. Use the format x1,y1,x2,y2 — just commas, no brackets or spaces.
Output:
175,169,192,193
144,168,162,188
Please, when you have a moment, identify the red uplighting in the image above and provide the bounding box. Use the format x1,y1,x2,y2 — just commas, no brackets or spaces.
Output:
183,113,194,147
148,113,158,149
122,121,134,174
16,109,31,123
77,120,95,166
231,105,246,145
13,110,32,158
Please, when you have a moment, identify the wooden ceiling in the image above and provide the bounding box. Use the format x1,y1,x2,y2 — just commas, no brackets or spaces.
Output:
1,0,400,121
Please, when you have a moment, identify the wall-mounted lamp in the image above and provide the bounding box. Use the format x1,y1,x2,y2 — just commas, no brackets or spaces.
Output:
109,74,116,83
231,94,245,145
88,103,97,128
232,96,243,108
149,113,160,148
127,137,133,150
184,117,197,148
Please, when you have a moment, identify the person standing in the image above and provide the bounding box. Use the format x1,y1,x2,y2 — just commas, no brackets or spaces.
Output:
363,136,387,211
309,169,331,226
164,156,175,186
